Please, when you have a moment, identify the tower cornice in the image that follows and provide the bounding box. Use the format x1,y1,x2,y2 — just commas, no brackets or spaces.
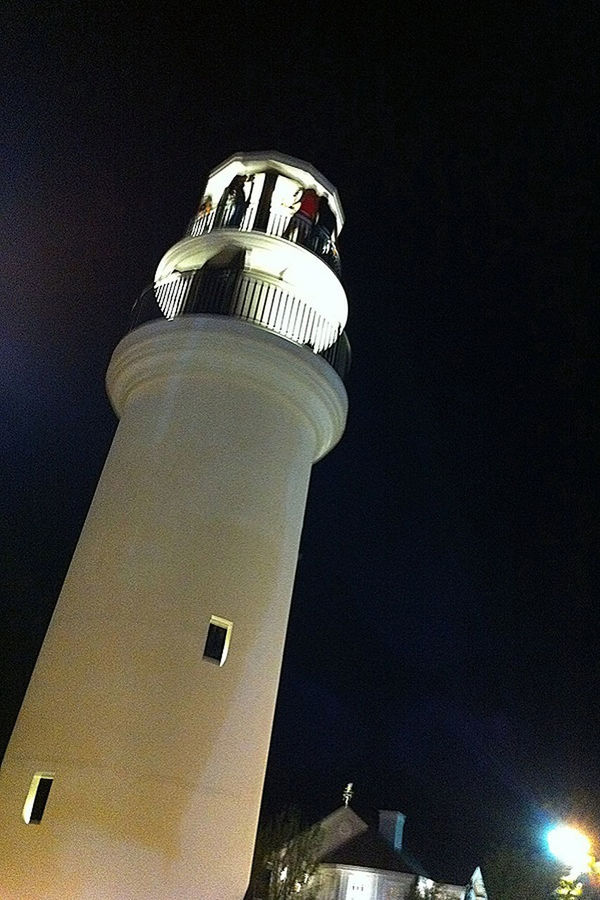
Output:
107,316,348,463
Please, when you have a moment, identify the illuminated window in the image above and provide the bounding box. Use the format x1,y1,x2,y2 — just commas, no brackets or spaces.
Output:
346,872,372,897
203,616,233,666
23,773,54,824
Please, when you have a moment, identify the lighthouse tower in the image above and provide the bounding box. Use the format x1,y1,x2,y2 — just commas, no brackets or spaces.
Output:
0,153,349,899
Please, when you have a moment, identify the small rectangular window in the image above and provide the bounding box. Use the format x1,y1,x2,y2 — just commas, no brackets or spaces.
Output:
23,773,54,824
203,615,233,666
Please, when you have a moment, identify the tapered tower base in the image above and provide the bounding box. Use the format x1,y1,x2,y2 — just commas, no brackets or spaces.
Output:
0,317,347,899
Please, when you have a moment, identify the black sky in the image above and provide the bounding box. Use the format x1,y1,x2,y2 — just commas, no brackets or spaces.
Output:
1,0,597,885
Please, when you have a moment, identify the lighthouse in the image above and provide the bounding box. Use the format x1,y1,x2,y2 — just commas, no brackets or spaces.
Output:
0,153,349,898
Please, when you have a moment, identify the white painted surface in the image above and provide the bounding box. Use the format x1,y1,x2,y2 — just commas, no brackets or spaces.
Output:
0,316,347,898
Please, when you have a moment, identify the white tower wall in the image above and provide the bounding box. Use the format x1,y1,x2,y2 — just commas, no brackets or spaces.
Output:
0,152,349,899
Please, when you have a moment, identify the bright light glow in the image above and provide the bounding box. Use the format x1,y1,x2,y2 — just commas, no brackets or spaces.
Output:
547,825,591,874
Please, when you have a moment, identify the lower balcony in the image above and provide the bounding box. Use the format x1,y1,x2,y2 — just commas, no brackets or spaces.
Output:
129,268,351,381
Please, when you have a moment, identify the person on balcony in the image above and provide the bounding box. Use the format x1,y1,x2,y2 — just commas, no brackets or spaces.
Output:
197,194,213,217
215,174,248,229
192,195,213,235
186,247,246,316
283,187,319,245
312,194,336,257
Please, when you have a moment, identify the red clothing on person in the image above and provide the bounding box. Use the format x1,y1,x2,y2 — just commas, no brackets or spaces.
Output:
297,189,319,220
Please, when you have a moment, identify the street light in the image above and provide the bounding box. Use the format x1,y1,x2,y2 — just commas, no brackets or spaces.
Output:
547,825,596,898
547,825,591,877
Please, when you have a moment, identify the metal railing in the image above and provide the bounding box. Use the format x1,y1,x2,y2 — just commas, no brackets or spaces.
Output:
128,268,350,381
185,204,342,278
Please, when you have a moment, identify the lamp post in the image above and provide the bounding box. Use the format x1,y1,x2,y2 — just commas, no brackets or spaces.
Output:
547,825,597,898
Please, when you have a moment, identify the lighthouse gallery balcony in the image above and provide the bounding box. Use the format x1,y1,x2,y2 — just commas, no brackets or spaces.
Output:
129,269,351,381
185,203,341,278
130,152,350,381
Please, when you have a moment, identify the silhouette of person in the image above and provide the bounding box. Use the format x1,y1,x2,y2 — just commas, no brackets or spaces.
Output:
313,194,336,255
192,194,214,235
283,187,319,245
215,175,248,229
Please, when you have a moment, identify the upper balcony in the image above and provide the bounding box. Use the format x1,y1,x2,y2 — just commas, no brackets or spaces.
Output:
184,151,344,278
185,204,341,277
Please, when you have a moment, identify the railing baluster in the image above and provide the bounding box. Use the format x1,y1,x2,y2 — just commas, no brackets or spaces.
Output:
266,285,276,330
296,301,307,345
248,277,258,321
284,294,292,337
165,280,174,318
254,279,265,325
283,294,293,340
238,276,249,319
276,288,284,332
304,306,315,346
313,311,323,351
174,276,184,317
290,296,301,340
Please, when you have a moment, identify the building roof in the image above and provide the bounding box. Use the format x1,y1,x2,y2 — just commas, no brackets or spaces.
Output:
315,806,426,877
319,827,422,875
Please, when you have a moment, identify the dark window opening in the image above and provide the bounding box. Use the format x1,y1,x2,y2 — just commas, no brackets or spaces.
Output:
203,617,232,666
25,775,53,824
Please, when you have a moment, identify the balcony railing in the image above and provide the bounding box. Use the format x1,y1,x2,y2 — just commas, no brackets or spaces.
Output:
129,268,351,381
185,205,342,278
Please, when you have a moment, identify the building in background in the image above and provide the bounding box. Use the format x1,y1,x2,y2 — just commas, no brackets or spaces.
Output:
0,152,350,898
279,795,489,900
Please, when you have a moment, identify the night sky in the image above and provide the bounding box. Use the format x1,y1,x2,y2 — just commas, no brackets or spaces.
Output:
1,0,597,886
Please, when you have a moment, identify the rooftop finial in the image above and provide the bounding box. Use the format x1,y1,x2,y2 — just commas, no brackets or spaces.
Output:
342,782,354,807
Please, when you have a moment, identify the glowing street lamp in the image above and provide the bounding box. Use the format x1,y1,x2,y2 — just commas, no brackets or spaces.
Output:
547,825,597,898
547,825,591,877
